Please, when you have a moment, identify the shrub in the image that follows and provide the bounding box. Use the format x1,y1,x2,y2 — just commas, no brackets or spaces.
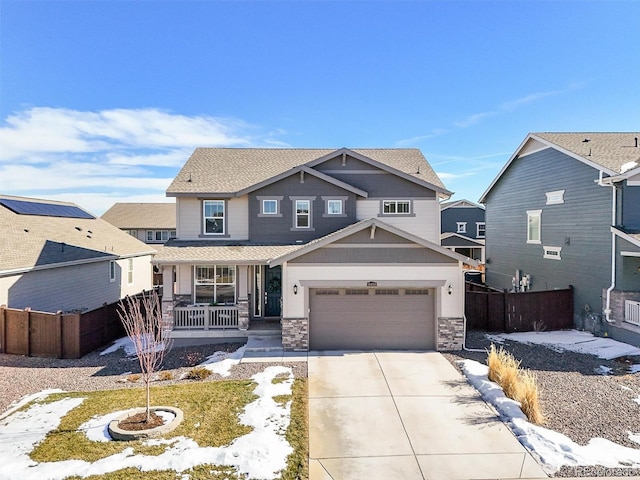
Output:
486,344,544,425
158,371,174,381
185,367,212,381
127,374,141,383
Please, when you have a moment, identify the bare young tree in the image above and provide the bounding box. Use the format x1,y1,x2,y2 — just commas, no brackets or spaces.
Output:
118,291,173,422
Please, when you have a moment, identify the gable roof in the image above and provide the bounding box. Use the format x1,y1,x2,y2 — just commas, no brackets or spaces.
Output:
440,232,485,247
480,132,640,203
1,195,156,275
440,199,485,210
166,147,450,197
101,202,176,230
268,218,477,267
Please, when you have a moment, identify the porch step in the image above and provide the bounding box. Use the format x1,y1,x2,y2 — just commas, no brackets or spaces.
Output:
244,335,283,353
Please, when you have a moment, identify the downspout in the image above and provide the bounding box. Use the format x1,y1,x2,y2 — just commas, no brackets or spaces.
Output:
598,171,617,323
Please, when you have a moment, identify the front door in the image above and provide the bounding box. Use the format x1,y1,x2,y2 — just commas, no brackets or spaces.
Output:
264,265,282,317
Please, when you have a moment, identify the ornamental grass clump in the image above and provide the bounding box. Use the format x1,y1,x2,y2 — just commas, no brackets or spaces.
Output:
487,344,545,425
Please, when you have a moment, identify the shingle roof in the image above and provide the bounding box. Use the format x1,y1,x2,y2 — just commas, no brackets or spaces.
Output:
166,148,447,195
533,133,640,174
101,202,176,229
152,240,304,264
1,195,156,273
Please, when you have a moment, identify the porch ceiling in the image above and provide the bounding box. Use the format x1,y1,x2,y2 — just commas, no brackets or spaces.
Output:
152,241,304,264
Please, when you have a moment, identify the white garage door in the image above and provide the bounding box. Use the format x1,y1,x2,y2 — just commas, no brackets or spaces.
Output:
309,287,435,350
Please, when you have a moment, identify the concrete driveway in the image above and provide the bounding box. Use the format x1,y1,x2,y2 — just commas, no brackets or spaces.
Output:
308,351,548,480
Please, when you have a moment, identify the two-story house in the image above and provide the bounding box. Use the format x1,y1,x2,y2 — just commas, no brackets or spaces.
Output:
153,148,476,351
440,199,485,267
101,202,176,245
0,194,155,313
480,133,640,345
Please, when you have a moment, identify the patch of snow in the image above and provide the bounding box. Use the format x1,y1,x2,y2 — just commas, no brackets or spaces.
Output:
79,410,132,443
491,330,640,360
0,389,66,421
0,366,293,480
630,364,640,374
630,432,640,445
197,345,247,377
621,161,638,174
634,397,640,406
100,337,135,356
460,359,640,472
595,365,612,375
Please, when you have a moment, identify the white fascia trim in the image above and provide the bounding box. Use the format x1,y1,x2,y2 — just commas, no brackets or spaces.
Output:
621,251,640,257
299,279,448,288
612,227,640,249
0,255,119,278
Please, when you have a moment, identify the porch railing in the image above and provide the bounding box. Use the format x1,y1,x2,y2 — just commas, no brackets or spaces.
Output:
625,300,640,327
173,305,239,330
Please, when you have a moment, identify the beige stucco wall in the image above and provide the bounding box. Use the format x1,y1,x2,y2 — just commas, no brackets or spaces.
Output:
176,196,248,240
356,198,441,242
282,262,464,320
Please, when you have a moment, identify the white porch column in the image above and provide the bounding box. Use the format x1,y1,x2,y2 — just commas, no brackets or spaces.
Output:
160,265,175,329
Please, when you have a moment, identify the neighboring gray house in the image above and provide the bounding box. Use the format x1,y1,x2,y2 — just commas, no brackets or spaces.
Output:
0,195,156,313
154,148,476,351
101,202,176,244
440,199,485,265
480,133,640,345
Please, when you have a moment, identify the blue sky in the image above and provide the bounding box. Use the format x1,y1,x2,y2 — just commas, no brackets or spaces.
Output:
1,0,638,215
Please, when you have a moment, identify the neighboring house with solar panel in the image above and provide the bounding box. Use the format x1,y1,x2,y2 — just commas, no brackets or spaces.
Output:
101,202,176,245
480,133,640,346
0,195,156,313
154,148,477,351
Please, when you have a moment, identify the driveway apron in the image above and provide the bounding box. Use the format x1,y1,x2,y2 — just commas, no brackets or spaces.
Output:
308,351,548,480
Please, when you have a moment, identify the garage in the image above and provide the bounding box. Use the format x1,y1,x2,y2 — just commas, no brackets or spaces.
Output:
309,287,436,350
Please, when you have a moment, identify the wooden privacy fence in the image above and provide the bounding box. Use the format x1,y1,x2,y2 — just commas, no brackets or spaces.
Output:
0,297,140,359
465,283,574,332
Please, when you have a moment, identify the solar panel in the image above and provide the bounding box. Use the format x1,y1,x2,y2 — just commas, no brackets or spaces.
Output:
0,198,95,219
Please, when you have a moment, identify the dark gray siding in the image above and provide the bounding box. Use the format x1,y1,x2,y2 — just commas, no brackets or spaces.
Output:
441,236,482,248
249,173,357,243
484,147,613,320
314,155,436,198
289,246,457,264
441,207,485,239
621,183,640,230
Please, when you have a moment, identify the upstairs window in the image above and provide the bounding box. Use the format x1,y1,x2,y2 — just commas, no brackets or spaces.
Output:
262,199,277,214
109,261,116,283
546,190,565,205
382,200,410,214
457,222,467,234
327,199,343,215
476,222,486,238
146,230,175,242
127,258,134,285
295,200,311,228
527,210,542,244
203,200,225,235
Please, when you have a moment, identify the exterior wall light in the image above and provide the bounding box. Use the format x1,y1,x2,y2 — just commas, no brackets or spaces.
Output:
293,284,298,295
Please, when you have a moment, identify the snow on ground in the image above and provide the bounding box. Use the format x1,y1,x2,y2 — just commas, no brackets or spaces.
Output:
488,329,640,361
460,359,640,473
196,345,247,377
0,365,293,480
100,336,169,357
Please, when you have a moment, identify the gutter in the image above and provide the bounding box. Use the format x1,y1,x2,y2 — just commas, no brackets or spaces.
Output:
598,171,617,323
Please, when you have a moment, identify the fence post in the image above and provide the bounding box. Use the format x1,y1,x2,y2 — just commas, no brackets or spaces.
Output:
0,305,5,354
55,311,63,359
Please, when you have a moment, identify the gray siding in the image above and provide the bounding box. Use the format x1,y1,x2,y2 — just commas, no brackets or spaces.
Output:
441,207,485,239
484,147,613,320
289,246,457,264
249,173,357,243
441,236,481,248
314,155,436,198
5,261,123,312
333,228,414,245
622,183,640,230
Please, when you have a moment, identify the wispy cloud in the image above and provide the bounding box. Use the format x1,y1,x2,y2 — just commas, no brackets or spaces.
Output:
0,107,285,214
397,84,583,146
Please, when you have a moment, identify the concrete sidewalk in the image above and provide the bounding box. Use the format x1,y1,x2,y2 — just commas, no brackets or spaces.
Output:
308,351,548,480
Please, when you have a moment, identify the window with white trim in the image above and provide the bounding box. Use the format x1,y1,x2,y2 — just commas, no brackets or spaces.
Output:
146,230,175,242
527,210,542,244
262,199,277,215
109,260,116,282
126,230,137,237
477,222,486,238
543,246,562,260
127,258,134,285
382,200,410,214
194,265,236,304
327,199,343,215
295,199,311,228
546,190,565,205
203,200,225,235
457,222,467,234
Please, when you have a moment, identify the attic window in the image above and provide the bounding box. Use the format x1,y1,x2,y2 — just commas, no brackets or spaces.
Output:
545,190,565,205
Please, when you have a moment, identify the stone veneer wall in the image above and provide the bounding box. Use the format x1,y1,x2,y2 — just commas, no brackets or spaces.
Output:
437,317,464,351
237,298,249,330
282,317,309,351
605,289,640,326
